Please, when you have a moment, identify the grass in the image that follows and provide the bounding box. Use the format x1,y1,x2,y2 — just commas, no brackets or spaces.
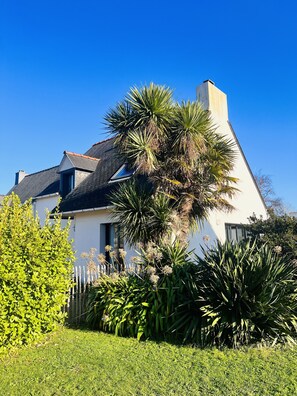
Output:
1,328,297,395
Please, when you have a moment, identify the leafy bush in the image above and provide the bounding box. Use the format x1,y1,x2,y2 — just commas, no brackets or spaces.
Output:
0,194,74,349
86,240,297,348
195,240,297,347
247,212,297,260
86,274,151,340
86,243,197,341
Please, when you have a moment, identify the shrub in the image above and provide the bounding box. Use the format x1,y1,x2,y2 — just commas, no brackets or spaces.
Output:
0,194,74,349
86,274,152,340
247,212,297,260
195,240,297,348
86,240,297,348
86,243,198,341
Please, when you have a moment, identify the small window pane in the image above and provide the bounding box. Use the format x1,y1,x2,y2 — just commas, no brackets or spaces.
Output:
225,223,247,243
61,172,74,197
100,223,125,272
111,164,134,180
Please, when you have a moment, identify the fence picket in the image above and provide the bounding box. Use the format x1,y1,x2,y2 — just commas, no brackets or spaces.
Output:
64,261,137,325
64,264,102,325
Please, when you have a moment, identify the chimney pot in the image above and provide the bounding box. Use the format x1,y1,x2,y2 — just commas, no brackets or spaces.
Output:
203,79,215,85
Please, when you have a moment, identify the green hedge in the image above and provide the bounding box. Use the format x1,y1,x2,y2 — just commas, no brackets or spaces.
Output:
0,194,74,349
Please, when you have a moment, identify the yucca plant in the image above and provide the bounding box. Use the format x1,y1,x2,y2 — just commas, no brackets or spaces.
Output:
195,240,297,347
110,179,172,246
106,83,238,245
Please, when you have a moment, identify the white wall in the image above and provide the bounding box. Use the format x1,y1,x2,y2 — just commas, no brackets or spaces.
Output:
193,81,267,245
33,195,60,225
188,219,218,257
33,194,75,242
73,209,135,268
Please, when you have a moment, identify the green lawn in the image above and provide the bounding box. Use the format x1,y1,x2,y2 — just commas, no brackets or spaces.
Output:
1,328,297,396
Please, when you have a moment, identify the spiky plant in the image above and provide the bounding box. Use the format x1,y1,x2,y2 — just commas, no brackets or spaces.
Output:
106,83,238,245
195,240,297,347
110,179,172,246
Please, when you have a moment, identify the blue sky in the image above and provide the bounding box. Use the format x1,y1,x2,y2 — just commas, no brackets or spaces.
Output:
1,1,296,210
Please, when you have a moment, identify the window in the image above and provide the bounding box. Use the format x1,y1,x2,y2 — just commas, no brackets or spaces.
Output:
100,223,125,272
225,223,247,243
109,164,134,182
60,171,74,197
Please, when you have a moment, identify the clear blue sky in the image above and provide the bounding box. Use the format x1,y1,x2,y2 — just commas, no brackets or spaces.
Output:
1,1,296,210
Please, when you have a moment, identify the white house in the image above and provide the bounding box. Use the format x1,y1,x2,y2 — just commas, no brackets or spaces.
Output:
9,81,267,265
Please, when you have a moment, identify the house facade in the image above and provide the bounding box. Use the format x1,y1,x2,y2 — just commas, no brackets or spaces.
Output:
9,81,267,265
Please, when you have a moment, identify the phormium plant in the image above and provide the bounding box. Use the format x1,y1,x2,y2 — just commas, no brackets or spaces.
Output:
195,240,297,347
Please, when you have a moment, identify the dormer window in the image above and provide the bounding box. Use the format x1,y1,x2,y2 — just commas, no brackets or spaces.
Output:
58,151,99,198
61,171,74,197
109,164,134,183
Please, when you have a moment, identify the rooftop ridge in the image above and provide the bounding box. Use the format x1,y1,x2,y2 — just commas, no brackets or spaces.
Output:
92,136,114,147
64,151,100,161
25,165,59,177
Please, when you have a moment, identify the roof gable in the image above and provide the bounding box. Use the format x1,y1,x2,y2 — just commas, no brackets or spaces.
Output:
59,151,99,173
58,137,125,213
8,137,121,211
59,155,73,173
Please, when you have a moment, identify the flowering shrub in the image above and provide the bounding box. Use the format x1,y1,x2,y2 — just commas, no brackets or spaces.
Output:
81,245,127,279
0,194,74,350
86,240,297,347
86,242,195,341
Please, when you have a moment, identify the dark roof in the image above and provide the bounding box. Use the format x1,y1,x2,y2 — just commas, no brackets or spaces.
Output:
8,166,60,202
8,137,126,212
58,137,124,213
63,151,99,172
84,137,116,158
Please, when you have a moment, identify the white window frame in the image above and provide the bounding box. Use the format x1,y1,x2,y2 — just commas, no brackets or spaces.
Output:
108,164,135,183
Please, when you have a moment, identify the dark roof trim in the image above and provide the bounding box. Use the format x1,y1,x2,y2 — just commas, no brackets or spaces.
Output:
59,167,94,174
23,165,59,178
91,136,114,147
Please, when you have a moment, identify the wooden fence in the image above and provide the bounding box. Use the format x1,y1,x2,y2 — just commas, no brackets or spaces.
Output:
64,263,137,325
64,264,104,325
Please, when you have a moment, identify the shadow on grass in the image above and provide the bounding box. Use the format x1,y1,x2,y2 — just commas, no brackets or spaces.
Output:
65,321,203,348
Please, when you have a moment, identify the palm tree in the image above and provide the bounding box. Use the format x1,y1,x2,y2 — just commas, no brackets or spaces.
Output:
106,83,238,246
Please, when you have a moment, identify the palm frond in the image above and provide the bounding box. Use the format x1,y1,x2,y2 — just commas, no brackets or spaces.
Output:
109,180,173,246
122,128,158,174
109,180,153,246
126,83,174,133
171,101,215,159
104,101,135,137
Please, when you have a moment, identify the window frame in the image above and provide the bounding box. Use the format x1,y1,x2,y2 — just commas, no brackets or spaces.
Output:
109,164,135,183
60,170,75,197
100,222,125,272
225,223,248,243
